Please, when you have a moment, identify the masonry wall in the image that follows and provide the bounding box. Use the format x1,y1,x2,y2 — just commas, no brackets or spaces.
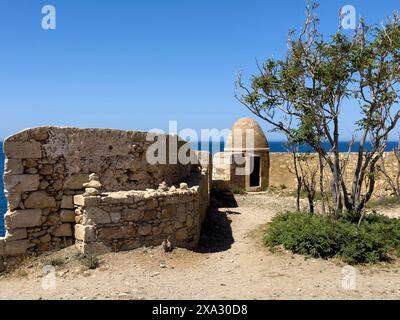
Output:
74,172,209,255
0,127,204,269
269,152,400,198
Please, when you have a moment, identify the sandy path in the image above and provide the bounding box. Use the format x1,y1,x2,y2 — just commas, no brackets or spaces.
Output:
0,193,399,300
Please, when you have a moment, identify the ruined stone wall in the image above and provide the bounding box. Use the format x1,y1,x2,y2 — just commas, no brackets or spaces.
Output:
74,175,209,255
1,127,202,268
269,152,400,198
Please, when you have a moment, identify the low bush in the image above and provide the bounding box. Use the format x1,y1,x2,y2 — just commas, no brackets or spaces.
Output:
264,212,400,264
79,253,100,270
231,186,246,195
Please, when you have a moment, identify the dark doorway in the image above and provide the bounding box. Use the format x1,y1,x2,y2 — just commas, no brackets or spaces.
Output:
250,156,261,187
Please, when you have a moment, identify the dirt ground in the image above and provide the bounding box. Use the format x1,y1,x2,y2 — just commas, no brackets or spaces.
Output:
0,192,400,300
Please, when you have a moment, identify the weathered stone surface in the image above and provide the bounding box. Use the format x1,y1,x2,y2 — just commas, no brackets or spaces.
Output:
75,225,96,242
60,210,76,222
162,205,176,219
98,226,136,240
61,196,74,209
102,192,134,205
3,126,210,256
110,212,121,223
186,215,194,227
175,228,188,241
0,239,4,255
123,209,143,222
45,213,59,226
119,240,141,251
138,224,152,236
24,191,57,209
84,188,99,196
4,141,42,159
39,234,51,243
4,239,32,256
143,210,157,220
24,159,37,168
5,209,42,228
83,180,102,189
63,174,90,190
78,242,111,255
86,207,111,224
30,128,49,141
4,174,40,192
39,164,54,175
6,193,21,211
180,183,189,190
5,228,27,241
52,224,72,237
4,159,24,174
74,195,98,207
177,204,187,223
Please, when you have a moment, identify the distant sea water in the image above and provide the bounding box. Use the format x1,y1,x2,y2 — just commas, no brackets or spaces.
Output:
0,140,398,236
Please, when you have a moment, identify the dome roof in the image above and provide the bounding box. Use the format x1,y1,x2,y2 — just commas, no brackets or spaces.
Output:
225,118,269,151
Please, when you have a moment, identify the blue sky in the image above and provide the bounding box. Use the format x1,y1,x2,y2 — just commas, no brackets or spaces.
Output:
0,0,399,141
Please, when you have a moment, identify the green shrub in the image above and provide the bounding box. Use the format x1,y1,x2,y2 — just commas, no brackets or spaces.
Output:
231,186,246,195
45,258,65,267
79,253,99,270
264,212,400,264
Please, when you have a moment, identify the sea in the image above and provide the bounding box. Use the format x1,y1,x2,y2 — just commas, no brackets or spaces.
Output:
0,140,398,236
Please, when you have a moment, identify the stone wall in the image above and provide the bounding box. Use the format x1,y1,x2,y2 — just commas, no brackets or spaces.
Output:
74,176,209,255
269,152,400,198
1,127,209,269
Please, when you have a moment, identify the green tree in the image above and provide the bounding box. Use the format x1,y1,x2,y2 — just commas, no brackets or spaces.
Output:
236,2,400,220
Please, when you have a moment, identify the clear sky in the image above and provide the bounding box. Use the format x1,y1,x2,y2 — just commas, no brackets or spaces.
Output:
0,0,399,141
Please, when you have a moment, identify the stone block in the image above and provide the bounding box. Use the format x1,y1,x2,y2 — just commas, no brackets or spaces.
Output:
123,209,143,222
39,234,51,243
102,192,134,205
61,196,74,209
30,128,49,141
5,209,42,228
24,191,57,209
52,224,72,237
39,164,54,175
162,205,176,219
4,141,42,159
60,210,76,222
4,174,40,192
5,228,27,241
86,207,111,224
98,226,136,240
75,225,96,242
119,240,141,251
77,242,111,255
186,215,195,227
4,159,24,174
63,174,90,190
146,198,158,209
74,195,98,207
110,212,121,223
143,210,157,220
6,193,21,211
4,239,32,256
175,228,188,241
138,224,152,236
0,239,4,255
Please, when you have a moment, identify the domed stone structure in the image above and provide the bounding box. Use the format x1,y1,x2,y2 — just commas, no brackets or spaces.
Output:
213,118,270,192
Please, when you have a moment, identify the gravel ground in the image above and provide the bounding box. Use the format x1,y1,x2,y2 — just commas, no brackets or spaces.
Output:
0,192,399,300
